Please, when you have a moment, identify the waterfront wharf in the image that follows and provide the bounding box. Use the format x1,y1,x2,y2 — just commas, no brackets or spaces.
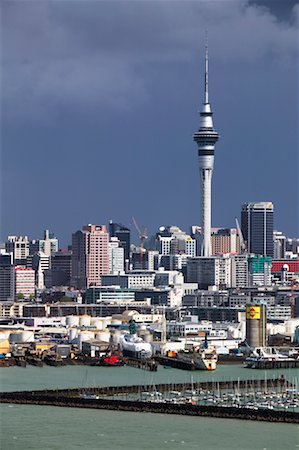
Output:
248,359,299,369
123,357,158,371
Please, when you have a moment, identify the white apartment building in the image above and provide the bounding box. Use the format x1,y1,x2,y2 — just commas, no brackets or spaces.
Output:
109,237,124,275
15,266,35,298
101,272,155,289
147,250,159,271
231,254,248,288
158,236,172,255
267,305,291,321
185,238,196,257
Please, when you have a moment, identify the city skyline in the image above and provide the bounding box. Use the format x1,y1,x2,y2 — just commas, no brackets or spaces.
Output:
1,1,298,246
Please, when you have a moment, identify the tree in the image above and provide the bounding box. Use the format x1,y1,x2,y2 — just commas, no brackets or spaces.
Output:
61,296,73,303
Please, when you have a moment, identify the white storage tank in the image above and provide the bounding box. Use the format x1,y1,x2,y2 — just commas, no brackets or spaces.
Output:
111,319,122,326
90,318,104,330
0,330,11,341
9,330,35,343
66,315,80,327
79,315,91,327
95,331,110,343
78,331,95,350
69,328,78,342
110,330,122,345
103,317,112,327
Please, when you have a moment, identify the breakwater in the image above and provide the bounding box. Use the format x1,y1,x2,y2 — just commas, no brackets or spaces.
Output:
1,391,298,423
1,377,298,423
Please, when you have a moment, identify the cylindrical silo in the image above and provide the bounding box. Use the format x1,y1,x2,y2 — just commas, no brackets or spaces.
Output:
246,304,267,348
79,315,91,327
110,330,122,345
66,315,80,327
9,330,35,343
78,331,95,350
0,330,11,341
111,319,122,327
90,318,104,330
95,331,110,343
69,328,78,342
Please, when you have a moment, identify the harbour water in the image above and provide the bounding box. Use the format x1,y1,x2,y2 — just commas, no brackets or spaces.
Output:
1,364,298,450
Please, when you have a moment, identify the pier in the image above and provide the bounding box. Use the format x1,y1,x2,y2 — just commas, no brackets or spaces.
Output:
123,357,158,371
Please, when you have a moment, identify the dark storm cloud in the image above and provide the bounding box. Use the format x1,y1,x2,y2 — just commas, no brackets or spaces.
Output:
1,0,298,243
2,0,297,119
250,0,298,23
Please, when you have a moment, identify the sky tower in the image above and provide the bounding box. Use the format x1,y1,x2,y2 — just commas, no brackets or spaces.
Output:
193,39,219,257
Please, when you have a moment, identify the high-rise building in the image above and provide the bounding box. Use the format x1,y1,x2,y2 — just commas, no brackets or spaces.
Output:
241,202,274,257
273,230,286,259
71,224,109,290
191,226,240,255
45,251,72,287
109,221,130,263
109,237,125,275
248,255,272,286
15,266,35,299
156,226,196,257
0,253,15,301
186,255,231,290
5,236,29,264
286,237,299,256
30,230,58,257
231,254,248,288
193,41,219,257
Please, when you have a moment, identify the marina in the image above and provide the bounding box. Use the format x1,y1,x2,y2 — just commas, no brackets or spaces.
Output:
1,376,298,422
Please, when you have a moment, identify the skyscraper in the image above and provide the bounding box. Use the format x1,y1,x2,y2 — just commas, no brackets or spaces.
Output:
193,40,219,257
5,236,29,264
241,202,274,257
71,224,109,290
0,253,15,301
109,221,130,263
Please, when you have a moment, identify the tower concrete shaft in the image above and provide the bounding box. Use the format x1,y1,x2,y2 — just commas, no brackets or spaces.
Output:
193,40,219,257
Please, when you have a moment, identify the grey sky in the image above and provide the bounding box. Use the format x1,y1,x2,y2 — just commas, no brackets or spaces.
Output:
1,0,298,245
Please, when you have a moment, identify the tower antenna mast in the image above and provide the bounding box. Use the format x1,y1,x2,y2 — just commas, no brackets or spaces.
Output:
193,35,219,257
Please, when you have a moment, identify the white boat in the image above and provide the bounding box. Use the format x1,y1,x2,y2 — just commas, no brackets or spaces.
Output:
119,333,152,359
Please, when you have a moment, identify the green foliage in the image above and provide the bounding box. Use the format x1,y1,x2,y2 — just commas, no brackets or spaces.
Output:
61,296,73,303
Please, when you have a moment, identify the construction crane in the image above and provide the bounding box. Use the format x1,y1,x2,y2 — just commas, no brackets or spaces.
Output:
235,218,247,254
132,217,148,268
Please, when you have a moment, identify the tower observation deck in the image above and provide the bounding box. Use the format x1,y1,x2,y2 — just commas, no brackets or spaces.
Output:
193,40,219,257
